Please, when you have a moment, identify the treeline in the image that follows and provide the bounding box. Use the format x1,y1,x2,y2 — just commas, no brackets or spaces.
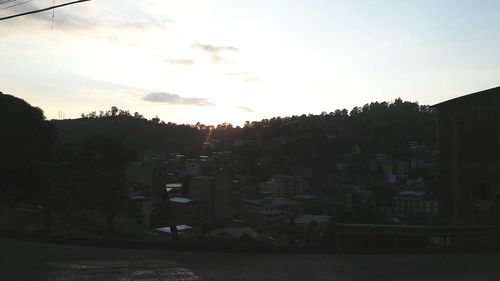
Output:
63,99,436,181
0,92,139,236
55,113,207,157
227,99,435,180
81,106,141,119
80,106,235,129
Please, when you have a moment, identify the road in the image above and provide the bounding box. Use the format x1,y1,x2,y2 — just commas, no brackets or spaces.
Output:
1,237,500,280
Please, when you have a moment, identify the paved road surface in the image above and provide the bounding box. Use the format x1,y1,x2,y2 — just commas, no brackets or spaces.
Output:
1,237,500,280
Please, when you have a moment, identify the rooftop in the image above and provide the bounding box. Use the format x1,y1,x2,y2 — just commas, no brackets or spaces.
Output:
433,86,500,109
244,197,300,207
397,191,426,197
169,197,195,204
166,183,183,188
209,226,262,240
295,215,331,225
155,225,192,234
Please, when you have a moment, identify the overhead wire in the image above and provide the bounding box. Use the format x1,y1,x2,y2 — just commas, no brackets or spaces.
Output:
0,0,35,11
0,0,20,5
0,0,90,21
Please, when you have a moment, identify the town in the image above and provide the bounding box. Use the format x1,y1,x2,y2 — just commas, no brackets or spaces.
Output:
124,134,439,245
2,87,500,253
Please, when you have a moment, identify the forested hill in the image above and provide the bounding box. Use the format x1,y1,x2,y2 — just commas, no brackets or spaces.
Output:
52,116,206,156
52,98,436,158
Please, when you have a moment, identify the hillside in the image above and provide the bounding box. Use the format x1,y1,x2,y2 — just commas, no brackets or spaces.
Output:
52,116,205,156
52,99,436,174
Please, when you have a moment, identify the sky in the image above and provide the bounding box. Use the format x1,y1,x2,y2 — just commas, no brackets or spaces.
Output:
1,0,500,125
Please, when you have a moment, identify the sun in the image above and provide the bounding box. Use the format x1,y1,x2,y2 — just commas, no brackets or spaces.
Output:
203,106,250,127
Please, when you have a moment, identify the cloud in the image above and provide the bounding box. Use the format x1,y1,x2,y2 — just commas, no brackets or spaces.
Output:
225,72,249,76
143,92,214,106
243,76,261,83
192,42,238,63
191,43,239,53
166,59,195,65
225,72,261,83
235,106,254,112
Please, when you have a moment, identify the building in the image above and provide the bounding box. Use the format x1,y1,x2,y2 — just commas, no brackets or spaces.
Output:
229,177,259,215
394,191,438,218
260,175,308,198
125,161,167,197
164,183,183,198
241,198,302,216
209,226,262,240
395,161,409,182
127,191,154,226
345,188,376,210
434,87,500,223
239,197,303,228
295,215,332,230
156,225,193,236
167,197,205,230
188,176,231,225
260,180,284,198
185,161,201,176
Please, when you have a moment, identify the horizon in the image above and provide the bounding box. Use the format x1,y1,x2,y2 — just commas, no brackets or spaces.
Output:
1,0,500,125
6,91,432,126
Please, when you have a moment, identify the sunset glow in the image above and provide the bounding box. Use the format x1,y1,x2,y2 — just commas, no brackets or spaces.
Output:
1,0,500,125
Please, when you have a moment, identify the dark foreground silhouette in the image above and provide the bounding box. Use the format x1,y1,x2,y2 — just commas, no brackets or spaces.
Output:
1,237,500,281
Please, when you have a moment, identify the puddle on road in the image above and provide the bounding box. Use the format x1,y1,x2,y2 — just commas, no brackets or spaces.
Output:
46,260,202,281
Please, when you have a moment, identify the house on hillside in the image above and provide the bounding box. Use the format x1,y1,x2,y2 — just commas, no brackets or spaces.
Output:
345,188,376,210
260,175,308,198
238,197,303,228
394,191,438,218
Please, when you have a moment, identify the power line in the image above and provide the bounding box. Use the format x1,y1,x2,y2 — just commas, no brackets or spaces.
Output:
0,0,35,11
0,0,21,5
0,0,90,21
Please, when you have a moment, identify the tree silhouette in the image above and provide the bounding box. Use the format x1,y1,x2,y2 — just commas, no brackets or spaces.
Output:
0,92,56,204
74,136,138,236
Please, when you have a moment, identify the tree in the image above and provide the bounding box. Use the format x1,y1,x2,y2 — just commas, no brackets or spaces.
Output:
111,106,118,117
74,136,138,236
305,220,319,246
150,116,160,123
323,218,337,246
0,92,56,203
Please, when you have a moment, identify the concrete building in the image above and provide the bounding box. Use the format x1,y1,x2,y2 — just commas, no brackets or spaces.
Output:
185,161,201,176
241,198,302,216
395,161,409,182
127,191,154,226
295,215,332,230
345,189,376,210
167,197,205,230
260,180,284,198
229,177,259,215
188,176,231,225
394,191,438,218
125,162,167,197
239,197,303,228
434,87,500,223
260,175,308,198
209,226,263,240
